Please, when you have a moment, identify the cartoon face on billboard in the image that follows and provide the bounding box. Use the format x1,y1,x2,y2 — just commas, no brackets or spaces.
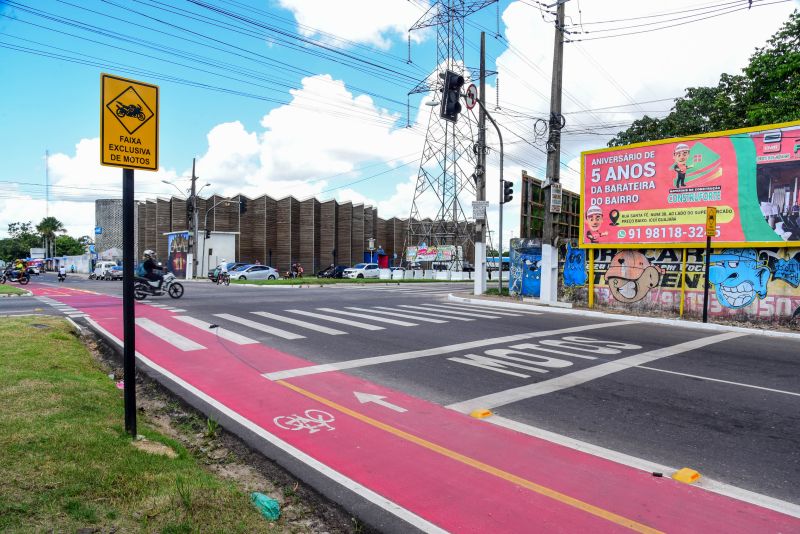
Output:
709,249,770,308
605,250,663,303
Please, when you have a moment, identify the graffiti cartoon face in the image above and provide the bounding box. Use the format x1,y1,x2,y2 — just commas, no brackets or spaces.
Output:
708,249,770,308
605,250,663,303
563,244,587,287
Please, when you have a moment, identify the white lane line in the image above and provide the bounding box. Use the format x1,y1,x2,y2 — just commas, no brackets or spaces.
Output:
264,320,635,381
430,303,525,317
445,303,544,316
346,307,448,324
251,311,347,335
638,365,800,397
484,415,800,519
214,313,306,340
174,316,259,345
398,304,501,319
135,317,207,351
85,318,447,533
374,306,474,322
447,332,747,413
372,306,473,322
286,309,384,331
317,308,418,327
171,308,187,313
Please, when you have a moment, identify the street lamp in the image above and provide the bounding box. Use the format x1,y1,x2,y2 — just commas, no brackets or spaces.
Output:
201,199,234,275
161,179,188,197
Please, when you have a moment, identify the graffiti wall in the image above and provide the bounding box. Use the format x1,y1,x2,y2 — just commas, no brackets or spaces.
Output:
509,238,542,297
562,246,800,323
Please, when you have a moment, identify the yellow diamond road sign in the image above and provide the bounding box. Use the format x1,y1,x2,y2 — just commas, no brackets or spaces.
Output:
101,73,158,171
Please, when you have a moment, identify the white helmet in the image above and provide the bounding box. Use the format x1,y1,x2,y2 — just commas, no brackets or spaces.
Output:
143,249,155,259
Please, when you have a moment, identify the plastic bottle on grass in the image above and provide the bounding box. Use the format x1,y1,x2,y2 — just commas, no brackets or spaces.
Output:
250,492,280,520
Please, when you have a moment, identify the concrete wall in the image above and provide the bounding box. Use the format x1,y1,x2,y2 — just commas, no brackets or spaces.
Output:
561,245,800,325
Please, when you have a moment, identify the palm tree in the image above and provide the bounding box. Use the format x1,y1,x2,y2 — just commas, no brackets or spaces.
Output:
36,217,66,258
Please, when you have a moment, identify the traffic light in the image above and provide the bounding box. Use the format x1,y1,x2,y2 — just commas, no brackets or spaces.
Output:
205,229,211,239
439,70,465,123
502,179,514,204
239,198,247,215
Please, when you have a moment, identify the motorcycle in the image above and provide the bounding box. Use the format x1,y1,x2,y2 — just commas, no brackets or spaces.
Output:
115,102,146,121
57,272,67,282
134,272,184,300
1,269,30,285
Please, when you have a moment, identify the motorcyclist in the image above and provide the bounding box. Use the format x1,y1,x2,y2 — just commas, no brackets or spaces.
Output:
215,259,228,284
12,259,25,280
142,250,163,289
58,264,67,281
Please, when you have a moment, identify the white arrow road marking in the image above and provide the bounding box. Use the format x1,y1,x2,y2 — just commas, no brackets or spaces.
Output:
354,392,408,413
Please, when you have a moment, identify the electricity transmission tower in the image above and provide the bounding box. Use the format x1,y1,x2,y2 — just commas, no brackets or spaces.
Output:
406,1,496,262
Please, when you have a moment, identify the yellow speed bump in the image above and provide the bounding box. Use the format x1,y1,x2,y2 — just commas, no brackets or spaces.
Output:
671,468,701,484
470,408,493,419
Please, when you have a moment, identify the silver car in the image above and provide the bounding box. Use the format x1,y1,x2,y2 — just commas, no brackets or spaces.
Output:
229,264,280,281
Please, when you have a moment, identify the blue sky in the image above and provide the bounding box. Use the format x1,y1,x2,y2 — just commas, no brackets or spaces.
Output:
0,0,796,243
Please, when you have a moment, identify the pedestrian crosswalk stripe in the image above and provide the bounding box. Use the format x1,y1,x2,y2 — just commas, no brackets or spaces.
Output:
346,307,448,324
175,316,259,345
286,309,384,331
317,308,418,327
136,317,206,351
251,311,347,335
171,308,187,313
214,313,306,340
432,303,524,317
419,303,505,318
388,306,474,321
446,302,543,316
396,304,500,319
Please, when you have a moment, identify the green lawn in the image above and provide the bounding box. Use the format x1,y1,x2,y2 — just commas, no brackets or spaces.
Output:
0,317,281,533
234,277,470,286
0,284,26,295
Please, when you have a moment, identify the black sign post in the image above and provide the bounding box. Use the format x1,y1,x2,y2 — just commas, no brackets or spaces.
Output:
122,168,137,437
702,207,717,324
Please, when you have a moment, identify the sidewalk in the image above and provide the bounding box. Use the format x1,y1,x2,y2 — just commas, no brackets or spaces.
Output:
448,293,800,341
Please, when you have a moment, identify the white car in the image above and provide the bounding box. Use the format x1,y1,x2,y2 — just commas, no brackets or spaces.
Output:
229,264,279,281
343,263,380,279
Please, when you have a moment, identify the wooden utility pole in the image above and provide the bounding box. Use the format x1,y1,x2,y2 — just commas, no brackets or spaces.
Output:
543,0,566,245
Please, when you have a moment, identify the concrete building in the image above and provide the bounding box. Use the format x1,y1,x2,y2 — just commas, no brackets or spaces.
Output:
131,193,474,275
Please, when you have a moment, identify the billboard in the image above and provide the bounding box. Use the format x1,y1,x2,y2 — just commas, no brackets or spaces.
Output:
580,121,800,248
405,245,456,262
167,231,189,279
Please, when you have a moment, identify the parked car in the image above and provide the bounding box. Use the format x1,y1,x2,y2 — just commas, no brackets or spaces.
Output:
317,265,348,278
229,264,279,281
389,267,405,273
208,262,248,282
93,261,118,280
343,263,380,279
108,265,124,280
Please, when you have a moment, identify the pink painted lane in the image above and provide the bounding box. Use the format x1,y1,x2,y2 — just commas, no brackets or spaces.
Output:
31,286,800,533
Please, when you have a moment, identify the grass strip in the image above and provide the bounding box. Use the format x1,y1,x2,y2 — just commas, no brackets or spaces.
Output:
234,277,471,286
0,316,279,533
0,285,26,295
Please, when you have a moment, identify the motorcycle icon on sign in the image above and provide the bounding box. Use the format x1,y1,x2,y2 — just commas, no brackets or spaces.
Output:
115,101,146,121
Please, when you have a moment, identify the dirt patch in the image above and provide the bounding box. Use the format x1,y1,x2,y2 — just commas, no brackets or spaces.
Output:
82,334,369,534
132,437,178,458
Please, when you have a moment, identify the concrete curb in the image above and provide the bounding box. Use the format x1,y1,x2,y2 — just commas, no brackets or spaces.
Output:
0,289,33,298
231,281,475,290
448,293,800,341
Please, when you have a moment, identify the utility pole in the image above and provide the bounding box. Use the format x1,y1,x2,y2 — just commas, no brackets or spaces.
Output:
190,158,199,279
473,32,487,296
541,0,567,303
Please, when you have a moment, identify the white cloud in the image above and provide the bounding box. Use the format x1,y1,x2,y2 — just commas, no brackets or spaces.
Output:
277,0,431,48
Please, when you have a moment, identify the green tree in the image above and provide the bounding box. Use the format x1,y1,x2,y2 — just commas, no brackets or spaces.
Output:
55,235,86,256
36,216,66,258
609,11,800,146
0,222,41,262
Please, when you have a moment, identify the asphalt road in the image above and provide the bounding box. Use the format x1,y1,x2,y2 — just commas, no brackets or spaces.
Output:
10,273,800,509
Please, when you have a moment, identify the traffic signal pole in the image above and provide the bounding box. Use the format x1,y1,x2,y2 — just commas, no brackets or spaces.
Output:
541,0,567,304
474,32,487,296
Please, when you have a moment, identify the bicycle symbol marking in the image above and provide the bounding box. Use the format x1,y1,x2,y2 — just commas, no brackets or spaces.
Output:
273,409,335,434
